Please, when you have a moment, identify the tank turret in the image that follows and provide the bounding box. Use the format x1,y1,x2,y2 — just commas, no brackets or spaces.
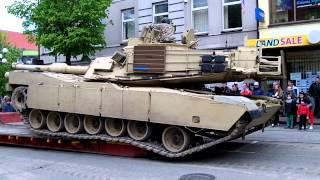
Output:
12,46,281,86
11,25,282,86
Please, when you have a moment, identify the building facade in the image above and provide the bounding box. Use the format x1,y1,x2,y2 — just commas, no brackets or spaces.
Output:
96,0,258,56
40,0,258,63
0,30,38,64
246,0,320,93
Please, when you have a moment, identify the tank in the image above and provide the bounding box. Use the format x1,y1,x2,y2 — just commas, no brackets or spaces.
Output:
7,25,282,158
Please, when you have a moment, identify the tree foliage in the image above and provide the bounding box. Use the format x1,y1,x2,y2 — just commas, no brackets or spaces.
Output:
0,34,21,96
7,0,112,65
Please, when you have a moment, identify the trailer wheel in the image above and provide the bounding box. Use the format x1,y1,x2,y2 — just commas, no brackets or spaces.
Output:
162,126,190,153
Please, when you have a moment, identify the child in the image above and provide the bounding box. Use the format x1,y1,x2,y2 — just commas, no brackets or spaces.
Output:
297,100,310,130
296,92,311,128
284,94,295,128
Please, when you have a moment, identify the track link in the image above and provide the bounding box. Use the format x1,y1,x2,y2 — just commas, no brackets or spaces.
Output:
21,109,252,158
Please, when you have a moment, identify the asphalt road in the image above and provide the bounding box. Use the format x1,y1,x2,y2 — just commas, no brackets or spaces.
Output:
0,126,319,180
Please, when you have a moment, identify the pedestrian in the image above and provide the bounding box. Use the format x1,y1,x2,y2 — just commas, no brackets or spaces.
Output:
285,86,297,100
240,83,252,96
221,83,232,95
296,92,311,129
2,96,14,112
296,92,311,107
252,82,265,96
272,84,283,99
284,93,295,129
287,80,298,96
306,93,315,130
267,84,274,97
230,84,240,96
271,84,283,127
308,76,320,118
297,100,310,130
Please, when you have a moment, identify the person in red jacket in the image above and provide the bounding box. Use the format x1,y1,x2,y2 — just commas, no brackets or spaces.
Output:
240,83,252,96
297,100,310,130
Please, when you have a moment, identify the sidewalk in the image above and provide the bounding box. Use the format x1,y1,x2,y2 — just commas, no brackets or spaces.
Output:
279,116,320,125
245,125,320,145
267,124,320,132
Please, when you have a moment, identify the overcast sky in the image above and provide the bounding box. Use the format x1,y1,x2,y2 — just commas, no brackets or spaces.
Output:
0,0,24,32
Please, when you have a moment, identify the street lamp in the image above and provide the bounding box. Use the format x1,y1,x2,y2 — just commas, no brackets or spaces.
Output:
0,48,8,64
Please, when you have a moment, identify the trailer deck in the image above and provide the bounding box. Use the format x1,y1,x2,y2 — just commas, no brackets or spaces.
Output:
0,113,148,157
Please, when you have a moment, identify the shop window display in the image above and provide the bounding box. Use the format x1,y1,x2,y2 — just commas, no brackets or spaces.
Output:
270,0,320,24
296,0,320,21
270,0,294,24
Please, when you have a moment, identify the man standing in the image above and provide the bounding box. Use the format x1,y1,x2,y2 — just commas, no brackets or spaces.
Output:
287,80,298,96
308,77,320,118
2,96,14,112
252,82,264,96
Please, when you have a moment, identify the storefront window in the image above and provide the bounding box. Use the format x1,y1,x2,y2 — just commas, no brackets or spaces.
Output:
270,0,320,24
270,0,294,24
296,0,320,21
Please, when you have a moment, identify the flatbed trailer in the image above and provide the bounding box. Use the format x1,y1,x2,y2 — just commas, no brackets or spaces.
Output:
0,112,148,158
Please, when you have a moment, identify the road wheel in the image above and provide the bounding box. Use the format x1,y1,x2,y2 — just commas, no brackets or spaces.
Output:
127,121,152,141
64,113,83,134
162,126,190,153
29,109,46,129
105,118,126,137
46,111,64,132
84,115,103,135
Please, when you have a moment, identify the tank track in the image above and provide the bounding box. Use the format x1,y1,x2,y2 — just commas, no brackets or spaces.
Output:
20,109,256,158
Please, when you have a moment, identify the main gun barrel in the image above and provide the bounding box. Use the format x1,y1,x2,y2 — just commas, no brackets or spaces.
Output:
12,63,89,75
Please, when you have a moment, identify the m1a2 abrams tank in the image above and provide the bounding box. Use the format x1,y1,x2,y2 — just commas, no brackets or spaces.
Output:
7,24,282,158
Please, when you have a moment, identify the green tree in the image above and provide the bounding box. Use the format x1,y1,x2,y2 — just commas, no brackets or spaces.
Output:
7,0,112,65
0,44,21,96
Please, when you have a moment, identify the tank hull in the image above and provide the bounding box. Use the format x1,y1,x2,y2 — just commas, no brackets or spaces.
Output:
9,71,259,131
8,70,281,157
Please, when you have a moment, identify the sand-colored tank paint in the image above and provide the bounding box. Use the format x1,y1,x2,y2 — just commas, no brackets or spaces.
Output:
9,71,256,131
7,31,282,154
